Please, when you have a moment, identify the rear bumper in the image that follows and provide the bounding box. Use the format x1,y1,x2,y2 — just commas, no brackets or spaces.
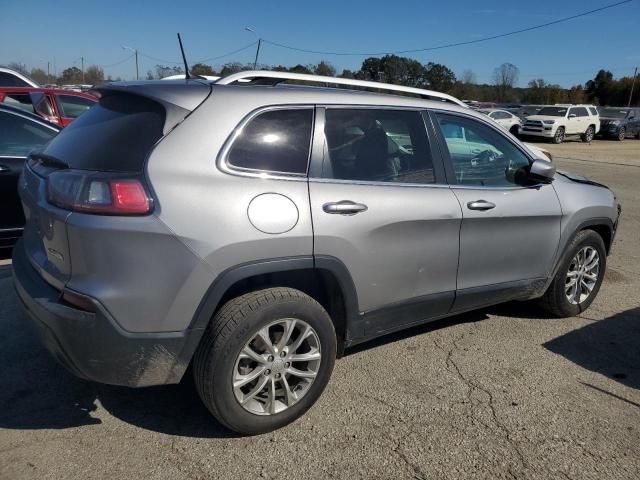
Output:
12,240,203,387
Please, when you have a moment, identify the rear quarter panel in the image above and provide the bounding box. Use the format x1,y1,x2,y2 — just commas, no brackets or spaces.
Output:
145,89,314,331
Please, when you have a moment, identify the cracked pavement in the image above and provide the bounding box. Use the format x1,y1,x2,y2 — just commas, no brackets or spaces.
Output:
1,139,639,479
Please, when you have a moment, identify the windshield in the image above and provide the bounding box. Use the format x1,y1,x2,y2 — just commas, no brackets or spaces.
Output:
537,107,568,117
599,108,630,119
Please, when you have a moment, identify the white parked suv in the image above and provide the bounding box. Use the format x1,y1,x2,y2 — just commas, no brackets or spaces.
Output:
522,105,600,144
479,108,522,136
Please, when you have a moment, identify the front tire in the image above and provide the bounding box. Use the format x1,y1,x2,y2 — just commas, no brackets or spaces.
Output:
617,127,626,141
539,230,606,317
581,125,595,143
193,287,336,435
552,127,565,144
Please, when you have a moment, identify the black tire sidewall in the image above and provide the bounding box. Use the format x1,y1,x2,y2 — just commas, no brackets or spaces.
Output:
205,295,336,435
552,231,607,316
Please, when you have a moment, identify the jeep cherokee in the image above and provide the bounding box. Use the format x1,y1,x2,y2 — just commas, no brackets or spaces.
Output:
13,72,621,434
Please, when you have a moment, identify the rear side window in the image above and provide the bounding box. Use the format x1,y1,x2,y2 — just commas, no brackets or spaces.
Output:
56,94,95,118
227,108,313,174
589,107,598,115
0,111,57,157
42,93,165,172
571,107,588,117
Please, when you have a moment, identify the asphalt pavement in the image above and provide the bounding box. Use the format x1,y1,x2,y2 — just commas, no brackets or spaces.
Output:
0,138,639,480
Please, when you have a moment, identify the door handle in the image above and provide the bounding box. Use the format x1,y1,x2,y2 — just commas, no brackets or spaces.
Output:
467,200,496,211
323,201,368,215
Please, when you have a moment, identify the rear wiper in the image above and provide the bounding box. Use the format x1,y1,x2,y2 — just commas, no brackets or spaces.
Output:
30,151,69,169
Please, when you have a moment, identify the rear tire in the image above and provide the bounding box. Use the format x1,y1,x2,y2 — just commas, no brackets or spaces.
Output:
193,287,336,435
552,127,565,144
617,128,626,141
581,125,595,143
539,230,606,317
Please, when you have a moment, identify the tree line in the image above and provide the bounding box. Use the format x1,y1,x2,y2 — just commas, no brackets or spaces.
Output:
6,56,638,106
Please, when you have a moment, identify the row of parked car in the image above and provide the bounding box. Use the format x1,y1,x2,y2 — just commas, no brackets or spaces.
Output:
477,103,640,144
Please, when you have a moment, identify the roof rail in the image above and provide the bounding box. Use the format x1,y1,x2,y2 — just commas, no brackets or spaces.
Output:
215,70,467,107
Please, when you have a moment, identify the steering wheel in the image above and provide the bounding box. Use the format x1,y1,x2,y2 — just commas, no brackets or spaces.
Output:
470,149,498,166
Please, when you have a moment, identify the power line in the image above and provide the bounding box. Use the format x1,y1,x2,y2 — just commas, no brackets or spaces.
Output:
101,54,135,68
262,0,633,56
137,41,258,65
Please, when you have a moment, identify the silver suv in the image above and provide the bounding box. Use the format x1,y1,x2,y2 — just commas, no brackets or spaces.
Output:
13,71,621,435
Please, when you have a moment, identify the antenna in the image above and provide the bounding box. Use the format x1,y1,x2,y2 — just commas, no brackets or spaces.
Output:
177,33,191,79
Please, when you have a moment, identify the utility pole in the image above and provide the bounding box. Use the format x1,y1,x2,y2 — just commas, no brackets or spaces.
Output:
628,67,638,108
245,27,261,69
81,56,85,83
122,46,139,80
47,62,50,83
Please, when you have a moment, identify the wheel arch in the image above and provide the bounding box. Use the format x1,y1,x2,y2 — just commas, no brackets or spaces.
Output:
188,255,360,357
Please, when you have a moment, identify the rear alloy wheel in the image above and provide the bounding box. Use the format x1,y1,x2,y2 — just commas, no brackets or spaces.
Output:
617,127,626,141
581,126,595,143
552,127,565,144
539,230,606,317
193,287,336,435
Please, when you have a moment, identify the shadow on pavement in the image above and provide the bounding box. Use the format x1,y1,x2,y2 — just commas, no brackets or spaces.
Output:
0,276,233,438
544,307,640,390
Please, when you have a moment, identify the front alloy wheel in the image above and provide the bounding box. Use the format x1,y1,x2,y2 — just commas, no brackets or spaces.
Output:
233,319,322,415
553,127,565,144
565,246,600,305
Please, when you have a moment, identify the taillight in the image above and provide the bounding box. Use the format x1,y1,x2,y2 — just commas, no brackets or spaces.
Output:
47,170,152,215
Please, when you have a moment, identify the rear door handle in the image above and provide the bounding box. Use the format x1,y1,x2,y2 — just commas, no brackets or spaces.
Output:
467,200,496,211
323,201,368,215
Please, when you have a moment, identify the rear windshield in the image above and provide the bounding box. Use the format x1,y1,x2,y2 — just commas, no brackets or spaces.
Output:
537,107,567,117
41,93,165,172
599,108,630,119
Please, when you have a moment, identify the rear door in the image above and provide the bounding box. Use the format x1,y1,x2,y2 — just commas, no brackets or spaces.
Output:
431,111,561,311
0,110,58,254
308,107,462,338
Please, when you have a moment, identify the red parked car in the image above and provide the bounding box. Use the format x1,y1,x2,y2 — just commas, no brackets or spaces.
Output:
0,87,97,127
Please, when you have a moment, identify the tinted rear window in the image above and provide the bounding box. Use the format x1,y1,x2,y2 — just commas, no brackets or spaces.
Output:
42,93,165,172
0,71,31,87
226,108,313,174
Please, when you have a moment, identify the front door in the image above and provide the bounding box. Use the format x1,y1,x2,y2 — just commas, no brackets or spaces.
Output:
309,107,462,338
431,111,562,311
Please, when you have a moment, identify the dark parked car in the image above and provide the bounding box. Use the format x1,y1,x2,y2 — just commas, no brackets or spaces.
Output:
0,104,60,257
597,107,640,141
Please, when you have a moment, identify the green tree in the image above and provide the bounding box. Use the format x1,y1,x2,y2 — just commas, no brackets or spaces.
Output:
61,66,83,84
191,63,217,76
313,61,336,77
288,64,313,74
424,62,456,92
585,70,614,105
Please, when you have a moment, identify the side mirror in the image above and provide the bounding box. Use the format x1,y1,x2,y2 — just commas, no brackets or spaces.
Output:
529,159,556,183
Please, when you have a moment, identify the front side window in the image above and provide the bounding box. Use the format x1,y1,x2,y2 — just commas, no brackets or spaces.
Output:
435,113,531,187
0,111,57,157
321,108,435,184
227,108,313,174
55,94,96,118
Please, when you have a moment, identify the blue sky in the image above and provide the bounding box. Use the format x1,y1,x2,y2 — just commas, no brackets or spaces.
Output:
1,0,638,87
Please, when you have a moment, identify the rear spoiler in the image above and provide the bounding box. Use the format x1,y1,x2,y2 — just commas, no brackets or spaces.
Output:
90,80,212,134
